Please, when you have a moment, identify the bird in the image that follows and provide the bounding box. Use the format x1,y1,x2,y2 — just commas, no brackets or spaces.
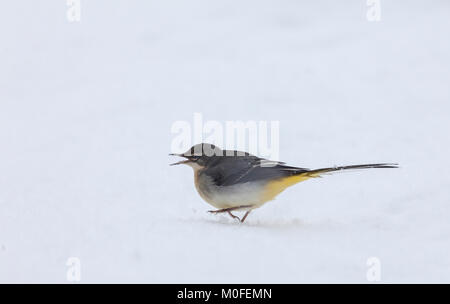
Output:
170,143,398,223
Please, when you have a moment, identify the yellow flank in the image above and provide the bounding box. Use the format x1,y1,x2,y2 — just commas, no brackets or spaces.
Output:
261,172,320,202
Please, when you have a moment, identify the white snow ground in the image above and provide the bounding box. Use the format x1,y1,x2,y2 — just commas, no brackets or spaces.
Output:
1,0,450,283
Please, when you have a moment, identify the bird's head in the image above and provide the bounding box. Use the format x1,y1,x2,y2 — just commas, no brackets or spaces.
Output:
169,143,223,169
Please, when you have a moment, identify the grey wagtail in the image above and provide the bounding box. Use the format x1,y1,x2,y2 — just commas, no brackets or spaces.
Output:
170,143,398,223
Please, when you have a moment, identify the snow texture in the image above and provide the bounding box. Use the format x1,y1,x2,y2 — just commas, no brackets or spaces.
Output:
0,0,449,283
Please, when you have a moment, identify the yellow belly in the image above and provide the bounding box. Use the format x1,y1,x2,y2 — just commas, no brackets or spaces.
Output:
261,173,318,203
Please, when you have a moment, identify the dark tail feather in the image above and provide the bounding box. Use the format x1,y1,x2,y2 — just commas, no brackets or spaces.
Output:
306,163,399,176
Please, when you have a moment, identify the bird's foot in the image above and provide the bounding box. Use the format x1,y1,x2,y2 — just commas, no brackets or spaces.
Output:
208,209,240,221
208,206,253,223
227,211,241,222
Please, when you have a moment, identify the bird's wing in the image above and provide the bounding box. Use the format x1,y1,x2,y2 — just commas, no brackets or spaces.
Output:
205,156,309,187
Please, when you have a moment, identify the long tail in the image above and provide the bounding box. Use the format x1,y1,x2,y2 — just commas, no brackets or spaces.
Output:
305,163,399,177
262,163,398,202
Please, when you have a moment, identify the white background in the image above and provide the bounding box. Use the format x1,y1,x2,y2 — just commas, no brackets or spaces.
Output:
0,0,449,283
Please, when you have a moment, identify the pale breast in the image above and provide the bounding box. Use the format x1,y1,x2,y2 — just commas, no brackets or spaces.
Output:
194,171,268,209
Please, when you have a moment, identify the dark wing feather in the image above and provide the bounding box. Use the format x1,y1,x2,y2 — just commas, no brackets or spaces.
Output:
204,156,309,187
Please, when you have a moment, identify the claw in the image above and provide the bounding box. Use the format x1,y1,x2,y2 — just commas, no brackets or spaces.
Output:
227,211,241,221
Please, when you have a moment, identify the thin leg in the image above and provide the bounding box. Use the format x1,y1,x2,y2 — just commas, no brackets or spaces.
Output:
227,211,241,221
208,205,253,214
240,210,251,223
208,206,253,223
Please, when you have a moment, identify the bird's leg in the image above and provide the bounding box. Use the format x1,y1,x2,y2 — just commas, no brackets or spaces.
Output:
208,205,253,223
227,211,241,221
208,205,253,214
240,210,251,223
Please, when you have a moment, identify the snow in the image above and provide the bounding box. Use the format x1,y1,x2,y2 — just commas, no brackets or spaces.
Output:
1,0,450,283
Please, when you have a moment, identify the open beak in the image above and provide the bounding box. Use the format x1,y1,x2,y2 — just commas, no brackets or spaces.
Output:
169,153,191,166
170,159,191,166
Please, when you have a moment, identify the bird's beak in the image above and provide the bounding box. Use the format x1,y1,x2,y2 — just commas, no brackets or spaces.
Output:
170,159,191,166
169,153,191,166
